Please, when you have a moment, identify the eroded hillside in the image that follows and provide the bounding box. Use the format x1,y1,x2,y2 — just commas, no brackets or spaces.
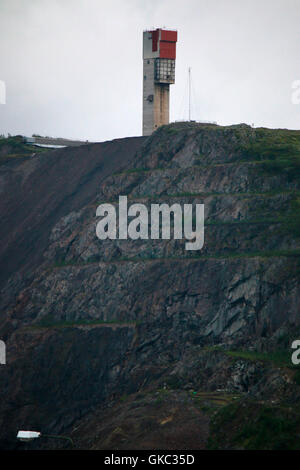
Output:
0,123,299,449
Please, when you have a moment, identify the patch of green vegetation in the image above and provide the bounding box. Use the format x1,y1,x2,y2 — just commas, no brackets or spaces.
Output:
162,191,208,198
52,249,300,270
241,128,300,181
164,127,180,135
0,135,28,152
229,249,299,258
0,136,49,165
262,157,300,180
114,168,149,175
195,249,300,260
224,349,292,367
208,402,300,450
191,391,241,412
120,393,129,402
204,345,298,369
31,315,135,329
235,407,299,450
281,195,300,239
205,218,280,226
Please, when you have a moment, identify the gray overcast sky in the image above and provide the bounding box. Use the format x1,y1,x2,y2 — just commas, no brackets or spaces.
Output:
0,0,300,141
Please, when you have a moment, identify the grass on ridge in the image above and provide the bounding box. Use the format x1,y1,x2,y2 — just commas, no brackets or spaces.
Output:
30,316,136,329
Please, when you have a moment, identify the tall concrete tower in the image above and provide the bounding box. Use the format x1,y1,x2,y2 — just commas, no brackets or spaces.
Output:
143,29,177,136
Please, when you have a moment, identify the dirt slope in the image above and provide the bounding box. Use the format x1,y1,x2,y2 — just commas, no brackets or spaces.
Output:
0,136,146,287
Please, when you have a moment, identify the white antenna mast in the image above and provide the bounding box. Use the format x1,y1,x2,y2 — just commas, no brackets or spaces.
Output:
188,67,191,121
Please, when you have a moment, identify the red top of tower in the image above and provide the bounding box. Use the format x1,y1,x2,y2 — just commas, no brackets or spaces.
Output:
150,29,177,59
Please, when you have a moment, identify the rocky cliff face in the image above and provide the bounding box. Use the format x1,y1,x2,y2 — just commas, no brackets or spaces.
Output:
0,123,299,449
